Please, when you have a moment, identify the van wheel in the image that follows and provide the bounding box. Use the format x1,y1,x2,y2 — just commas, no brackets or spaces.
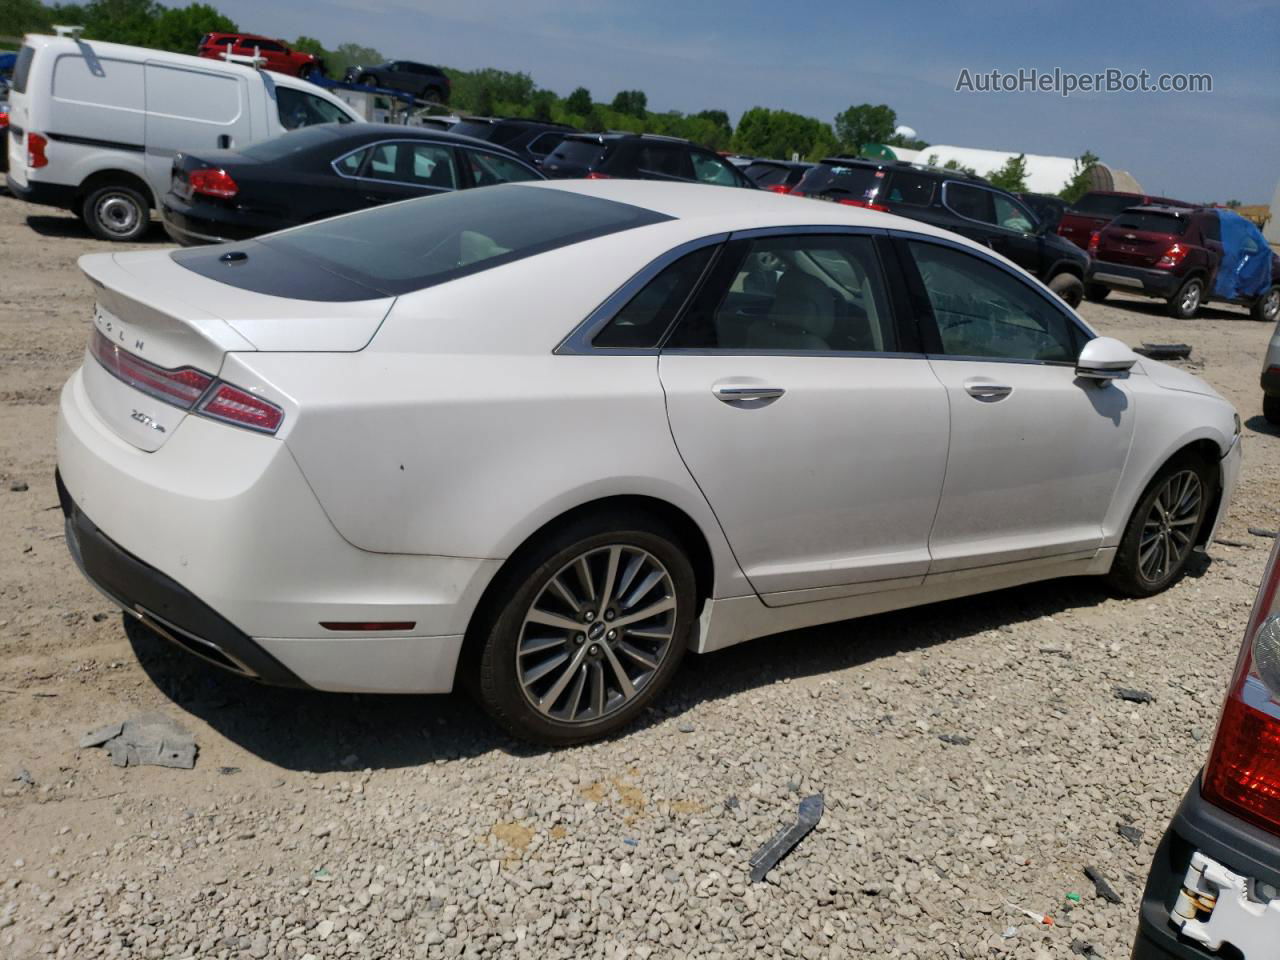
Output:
83,184,150,242
1167,277,1203,319
1048,273,1084,308
1107,454,1212,597
1251,286,1280,323
1265,394,1280,425
472,512,695,746
1085,283,1110,303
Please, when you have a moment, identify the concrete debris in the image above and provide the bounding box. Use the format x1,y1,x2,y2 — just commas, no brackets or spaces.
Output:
1114,687,1154,704
80,713,197,769
938,733,972,746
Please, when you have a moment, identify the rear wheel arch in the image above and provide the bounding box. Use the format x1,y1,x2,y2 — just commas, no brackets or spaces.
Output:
76,169,155,210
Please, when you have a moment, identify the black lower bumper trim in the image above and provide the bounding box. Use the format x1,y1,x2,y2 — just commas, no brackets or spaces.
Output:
56,470,308,688
1131,774,1280,959
5,175,79,209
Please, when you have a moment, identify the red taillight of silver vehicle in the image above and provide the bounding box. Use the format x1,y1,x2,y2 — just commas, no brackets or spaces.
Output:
1201,539,1280,834
90,330,283,434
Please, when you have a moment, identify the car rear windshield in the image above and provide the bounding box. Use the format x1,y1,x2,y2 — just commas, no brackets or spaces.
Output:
547,140,608,166
12,45,35,94
1109,211,1188,235
794,163,882,202
744,163,789,187
240,124,347,161
171,185,672,300
449,120,500,141
1071,193,1140,217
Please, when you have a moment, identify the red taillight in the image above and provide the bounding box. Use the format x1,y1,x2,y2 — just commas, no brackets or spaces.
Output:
89,330,283,434
198,382,284,433
1155,243,1189,269
585,172,612,180
765,184,792,194
0,112,9,130
91,330,213,408
1202,540,1280,835
837,198,890,212
188,168,239,199
1087,231,1100,256
27,132,48,169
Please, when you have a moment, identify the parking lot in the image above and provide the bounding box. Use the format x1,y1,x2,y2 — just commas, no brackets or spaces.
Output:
1,193,1277,959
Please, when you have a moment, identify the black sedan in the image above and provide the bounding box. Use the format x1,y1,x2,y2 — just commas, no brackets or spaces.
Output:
161,124,544,245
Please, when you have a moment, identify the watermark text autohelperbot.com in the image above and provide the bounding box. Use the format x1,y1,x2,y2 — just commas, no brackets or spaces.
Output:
955,68,1212,97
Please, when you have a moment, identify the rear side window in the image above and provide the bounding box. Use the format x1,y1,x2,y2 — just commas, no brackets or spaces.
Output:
593,247,716,348
884,171,935,207
691,151,741,186
1200,214,1221,243
12,46,35,94
1110,211,1188,235
173,185,672,299
464,150,540,186
1071,193,1138,217
277,87,351,130
637,143,692,179
744,163,788,187
794,163,882,202
334,146,368,175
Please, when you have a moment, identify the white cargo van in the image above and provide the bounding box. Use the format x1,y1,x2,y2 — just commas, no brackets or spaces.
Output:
5,34,361,241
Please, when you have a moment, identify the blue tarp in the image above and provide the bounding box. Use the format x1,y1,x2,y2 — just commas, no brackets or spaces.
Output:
1213,209,1273,301
0,53,17,76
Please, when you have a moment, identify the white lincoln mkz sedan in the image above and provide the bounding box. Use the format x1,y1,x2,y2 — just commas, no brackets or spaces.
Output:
57,180,1241,743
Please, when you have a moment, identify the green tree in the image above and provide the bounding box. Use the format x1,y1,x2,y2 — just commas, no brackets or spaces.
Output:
1225,199,1241,209
1058,150,1099,203
146,3,235,53
833,103,896,153
564,86,592,115
529,89,556,122
328,42,383,80
610,89,647,116
732,106,838,161
941,158,978,176
986,153,1028,193
2,0,58,35
292,35,327,56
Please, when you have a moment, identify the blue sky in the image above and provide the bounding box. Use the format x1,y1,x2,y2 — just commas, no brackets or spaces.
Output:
220,0,1279,203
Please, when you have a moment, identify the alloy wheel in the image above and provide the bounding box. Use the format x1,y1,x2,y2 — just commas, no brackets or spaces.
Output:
1139,469,1202,583
516,544,677,724
1262,289,1280,322
1181,281,1202,314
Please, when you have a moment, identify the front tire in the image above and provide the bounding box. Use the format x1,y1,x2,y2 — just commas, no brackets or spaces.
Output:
1264,394,1280,425
1107,455,1213,597
473,513,695,746
1167,276,1204,319
1048,272,1084,308
82,183,150,242
1251,285,1280,324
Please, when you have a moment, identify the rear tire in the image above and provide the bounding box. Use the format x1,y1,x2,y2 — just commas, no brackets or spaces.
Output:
82,183,150,242
472,512,695,746
1048,272,1084,308
1084,283,1110,303
1264,394,1280,425
1107,454,1213,597
423,85,444,103
1167,276,1204,319
1251,285,1280,324
357,73,376,87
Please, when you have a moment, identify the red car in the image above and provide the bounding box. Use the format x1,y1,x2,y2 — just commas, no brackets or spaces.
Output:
197,33,323,79
1058,190,1193,250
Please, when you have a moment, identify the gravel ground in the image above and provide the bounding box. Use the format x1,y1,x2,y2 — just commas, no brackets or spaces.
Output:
2,194,1279,960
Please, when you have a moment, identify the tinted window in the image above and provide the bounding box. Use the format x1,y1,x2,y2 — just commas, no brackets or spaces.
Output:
908,242,1083,362
691,151,741,186
548,140,607,166
242,124,345,161
361,141,457,188
1110,211,1188,235
794,162,883,202
249,39,285,53
465,150,540,186
526,132,563,156
277,87,352,129
1200,214,1221,244
1072,193,1140,217
335,146,368,175
944,183,996,224
744,163,789,187
638,143,692,178
670,234,896,353
884,171,935,206
450,120,499,141
12,46,34,94
176,186,671,298
993,194,1035,232
593,247,716,348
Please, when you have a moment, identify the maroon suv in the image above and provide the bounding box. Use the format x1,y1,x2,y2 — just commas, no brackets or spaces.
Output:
1085,205,1280,320
1058,190,1193,250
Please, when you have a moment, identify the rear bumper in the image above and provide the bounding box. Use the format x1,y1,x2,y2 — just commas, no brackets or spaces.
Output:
1088,261,1182,298
5,174,78,209
161,199,282,245
1131,777,1280,959
57,366,499,693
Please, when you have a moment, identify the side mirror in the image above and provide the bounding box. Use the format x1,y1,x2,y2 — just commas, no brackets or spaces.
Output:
1076,336,1138,382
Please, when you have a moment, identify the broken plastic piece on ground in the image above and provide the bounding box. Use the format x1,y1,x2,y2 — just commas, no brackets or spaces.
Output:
1084,865,1123,904
1134,343,1192,360
79,713,197,769
1007,902,1054,925
938,733,972,746
1117,823,1144,845
749,793,823,883
1066,892,1082,902
1114,687,1155,704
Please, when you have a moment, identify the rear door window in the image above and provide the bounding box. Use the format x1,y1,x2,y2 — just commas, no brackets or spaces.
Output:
638,143,693,179
691,151,742,186
794,163,882,202
944,183,996,224
993,194,1035,232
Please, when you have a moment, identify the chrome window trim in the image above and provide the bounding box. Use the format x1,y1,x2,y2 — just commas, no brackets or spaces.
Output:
940,180,1037,233
888,228,1097,363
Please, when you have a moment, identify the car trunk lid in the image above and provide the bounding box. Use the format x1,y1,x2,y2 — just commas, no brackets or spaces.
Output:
1095,211,1189,268
79,250,393,451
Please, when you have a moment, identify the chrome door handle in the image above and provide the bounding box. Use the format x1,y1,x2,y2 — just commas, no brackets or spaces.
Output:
712,384,786,404
963,379,1013,402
